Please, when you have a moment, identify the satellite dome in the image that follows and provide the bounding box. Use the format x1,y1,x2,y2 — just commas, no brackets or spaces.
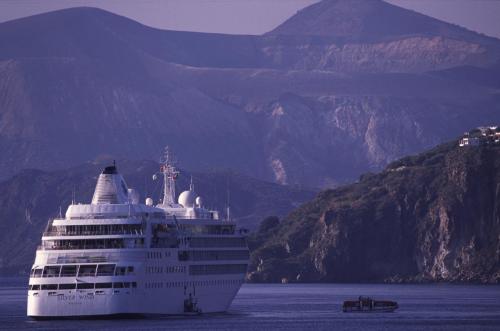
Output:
145,197,153,206
178,190,196,208
195,196,203,207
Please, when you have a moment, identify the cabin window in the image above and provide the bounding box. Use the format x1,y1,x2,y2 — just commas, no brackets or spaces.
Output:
113,282,124,288
95,283,112,289
96,264,115,276
77,283,94,289
115,266,127,276
189,237,247,248
59,283,76,290
78,265,97,277
33,268,43,278
189,264,248,275
41,284,58,290
43,266,61,278
60,265,78,277
180,249,249,261
31,284,40,290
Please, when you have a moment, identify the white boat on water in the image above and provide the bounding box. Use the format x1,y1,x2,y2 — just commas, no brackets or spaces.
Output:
27,149,249,318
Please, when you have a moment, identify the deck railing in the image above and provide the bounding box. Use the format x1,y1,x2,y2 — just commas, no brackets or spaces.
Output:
42,229,144,237
37,241,145,251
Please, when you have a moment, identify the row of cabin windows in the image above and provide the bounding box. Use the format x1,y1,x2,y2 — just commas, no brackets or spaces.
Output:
145,264,246,275
145,282,163,289
151,237,247,249
146,265,186,274
151,224,177,234
176,224,235,235
189,237,247,248
150,238,179,249
145,279,243,289
39,238,248,251
30,264,134,278
147,251,172,259
178,250,249,261
29,282,137,291
44,224,143,236
189,264,248,276
147,266,163,274
68,212,165,220
40,238,145,250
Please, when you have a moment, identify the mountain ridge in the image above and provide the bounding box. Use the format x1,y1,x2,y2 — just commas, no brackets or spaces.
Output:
0,3,499,187
268,0,500,44
2,5,499,70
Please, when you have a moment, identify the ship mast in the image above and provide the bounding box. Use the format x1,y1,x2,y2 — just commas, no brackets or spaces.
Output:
160,146,179,206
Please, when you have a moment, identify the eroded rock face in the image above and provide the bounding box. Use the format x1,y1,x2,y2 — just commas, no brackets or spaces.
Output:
1,3,500,186
248,142,500,283
259,36,494,73
253,94,461,187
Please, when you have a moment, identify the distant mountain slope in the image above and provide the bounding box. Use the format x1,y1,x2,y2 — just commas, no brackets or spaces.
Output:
248,139,500,283
263,0,500,72
0,7,266,69
268,0,498,44
0,3,499,187
1,4,498,72
0,161,314,275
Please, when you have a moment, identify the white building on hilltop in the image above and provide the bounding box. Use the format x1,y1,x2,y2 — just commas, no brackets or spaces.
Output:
459,136,480,147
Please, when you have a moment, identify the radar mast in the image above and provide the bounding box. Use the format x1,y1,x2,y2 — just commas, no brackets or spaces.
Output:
160,146,179,206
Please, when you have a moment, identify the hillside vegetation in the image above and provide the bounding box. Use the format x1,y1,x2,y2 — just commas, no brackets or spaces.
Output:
248,140,500,283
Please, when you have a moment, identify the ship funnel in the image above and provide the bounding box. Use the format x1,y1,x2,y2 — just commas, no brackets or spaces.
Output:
91,165,130,205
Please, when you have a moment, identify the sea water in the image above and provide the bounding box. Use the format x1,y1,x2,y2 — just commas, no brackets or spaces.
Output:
1,277,499,330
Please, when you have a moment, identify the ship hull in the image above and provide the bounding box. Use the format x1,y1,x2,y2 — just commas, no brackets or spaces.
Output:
27,282,241,318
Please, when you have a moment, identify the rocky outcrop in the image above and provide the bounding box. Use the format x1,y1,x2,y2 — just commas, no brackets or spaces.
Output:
0,2,500,187
259,35,496,73
248,141,500,283
265,0,500,72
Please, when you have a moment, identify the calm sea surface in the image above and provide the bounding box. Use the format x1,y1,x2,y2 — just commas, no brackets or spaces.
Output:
1,277,499,331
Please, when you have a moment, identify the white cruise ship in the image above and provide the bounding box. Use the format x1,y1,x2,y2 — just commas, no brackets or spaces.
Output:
27,151,249,318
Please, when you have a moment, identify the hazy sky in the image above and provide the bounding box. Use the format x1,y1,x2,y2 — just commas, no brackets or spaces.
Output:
1,0,499,38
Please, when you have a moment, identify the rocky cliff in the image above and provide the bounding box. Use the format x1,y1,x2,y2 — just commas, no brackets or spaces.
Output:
248,140,500,283
0,1,499,187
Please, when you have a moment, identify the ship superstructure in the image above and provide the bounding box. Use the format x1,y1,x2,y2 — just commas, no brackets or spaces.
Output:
27,153,249,318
